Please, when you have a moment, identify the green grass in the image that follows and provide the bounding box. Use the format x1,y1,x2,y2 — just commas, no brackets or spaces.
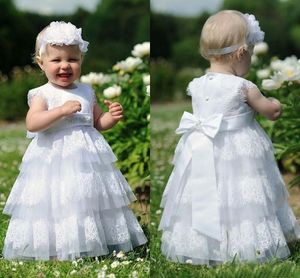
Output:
150,101,300,278
0,122,149,278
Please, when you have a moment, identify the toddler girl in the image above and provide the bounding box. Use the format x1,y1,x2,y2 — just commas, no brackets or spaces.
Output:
3,21,147,260
159,10,300,265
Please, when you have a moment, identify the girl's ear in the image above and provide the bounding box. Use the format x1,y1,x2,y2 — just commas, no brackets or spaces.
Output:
236,46,246,61
36,57,44,71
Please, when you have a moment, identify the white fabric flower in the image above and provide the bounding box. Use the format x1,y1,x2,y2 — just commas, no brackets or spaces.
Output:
132,42,150,57
39,21,89,56
103,85,122,99
244,14,265,45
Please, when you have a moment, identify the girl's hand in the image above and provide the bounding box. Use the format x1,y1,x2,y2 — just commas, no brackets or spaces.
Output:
61,100,82,116
104,100,123,121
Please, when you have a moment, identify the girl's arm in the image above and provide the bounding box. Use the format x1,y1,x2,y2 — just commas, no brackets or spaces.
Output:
93,100,123,131
26,97,82,132
246,87,282,121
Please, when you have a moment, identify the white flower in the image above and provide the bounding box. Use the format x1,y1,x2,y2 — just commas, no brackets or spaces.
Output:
116,251,125,258
97,270,106,278
262,79,281,90
70,270,77,275
155,209,161,215
102,265,108,271
103,85,122,99
253,42,269,55
71,260,78,267
136,258,144,262
146,85,150,96
107,274,116,278
18,261,24,265
147,114,150,121
132,42,150,58
114,57,143,73
121,260,130,265
270,59,283,71
143,74,150,85
185,259,193,264
54,270,60,277
110,261,120,268
131,271,139,278
80,72,111,85
39,21,89,55
256,68,270,79
251,55,258,65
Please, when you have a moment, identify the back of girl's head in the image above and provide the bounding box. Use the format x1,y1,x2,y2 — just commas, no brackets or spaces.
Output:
200,10,248,60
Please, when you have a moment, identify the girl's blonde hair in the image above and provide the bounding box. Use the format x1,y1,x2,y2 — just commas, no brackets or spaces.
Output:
200,10,248,61
33,27,48,64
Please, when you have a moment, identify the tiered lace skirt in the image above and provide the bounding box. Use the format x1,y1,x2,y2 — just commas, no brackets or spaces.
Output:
159,122,300,265
3,126,147,260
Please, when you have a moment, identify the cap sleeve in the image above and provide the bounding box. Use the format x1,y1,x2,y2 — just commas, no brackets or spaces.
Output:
240,79,258,102
187,78,197,96
27,89,46,106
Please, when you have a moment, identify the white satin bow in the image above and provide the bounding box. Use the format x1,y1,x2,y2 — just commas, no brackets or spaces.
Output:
175,112,223,241
176,112,223,138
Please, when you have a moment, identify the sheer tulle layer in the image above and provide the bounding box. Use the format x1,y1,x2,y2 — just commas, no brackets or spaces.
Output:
160,125,300,265
3,126,147,260
4,207,147,261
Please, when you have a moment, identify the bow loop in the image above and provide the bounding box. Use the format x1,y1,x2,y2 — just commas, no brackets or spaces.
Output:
176,112,223,138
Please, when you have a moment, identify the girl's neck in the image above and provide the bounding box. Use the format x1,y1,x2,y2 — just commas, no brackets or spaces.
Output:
208,62,237,76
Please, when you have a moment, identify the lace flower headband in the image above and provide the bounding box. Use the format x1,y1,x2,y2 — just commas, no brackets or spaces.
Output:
38,21,89,57
207,13,265,56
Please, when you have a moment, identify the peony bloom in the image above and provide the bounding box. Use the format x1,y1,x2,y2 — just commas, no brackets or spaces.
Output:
113,57,143,73
103,85,122,99
132,42,150,58
143,74,150,85
253,42,269,55
262,79,281,90
146,85,150,96
80,72,111,85
256,68,271,79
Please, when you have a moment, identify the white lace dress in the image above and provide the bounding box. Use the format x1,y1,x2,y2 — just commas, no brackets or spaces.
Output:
3,82,147,261
159,73,300,265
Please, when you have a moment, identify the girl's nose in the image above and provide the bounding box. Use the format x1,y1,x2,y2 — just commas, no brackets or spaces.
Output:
61,61,70,69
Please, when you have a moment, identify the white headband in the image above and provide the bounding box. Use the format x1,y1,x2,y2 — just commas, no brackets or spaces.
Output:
38,21,89,57
207,13,265,56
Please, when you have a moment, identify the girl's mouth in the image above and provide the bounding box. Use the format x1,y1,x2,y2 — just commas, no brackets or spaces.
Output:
57,73,72,79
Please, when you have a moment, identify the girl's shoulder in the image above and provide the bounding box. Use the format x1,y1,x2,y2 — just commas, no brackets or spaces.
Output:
187,73,257,96
27,83,50,105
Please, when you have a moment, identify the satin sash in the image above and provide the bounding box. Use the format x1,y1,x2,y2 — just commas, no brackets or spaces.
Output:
159,110,254,241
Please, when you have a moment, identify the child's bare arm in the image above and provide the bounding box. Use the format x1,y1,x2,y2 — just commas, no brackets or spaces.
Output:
93,101,123,131
26,97,81,132
246,87,282,121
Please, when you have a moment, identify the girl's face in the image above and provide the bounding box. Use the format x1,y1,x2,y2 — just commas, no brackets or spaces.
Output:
38,44,82,88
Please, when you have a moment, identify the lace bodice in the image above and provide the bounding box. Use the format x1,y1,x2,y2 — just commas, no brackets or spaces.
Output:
187,73,257,118
27,82,96,133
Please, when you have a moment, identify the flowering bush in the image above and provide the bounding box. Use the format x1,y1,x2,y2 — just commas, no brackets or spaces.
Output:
81,42,150,189
249,45,300,183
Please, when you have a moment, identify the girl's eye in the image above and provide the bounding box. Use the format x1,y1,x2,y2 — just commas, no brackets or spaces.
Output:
51,59,60,62
69,58,79,62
